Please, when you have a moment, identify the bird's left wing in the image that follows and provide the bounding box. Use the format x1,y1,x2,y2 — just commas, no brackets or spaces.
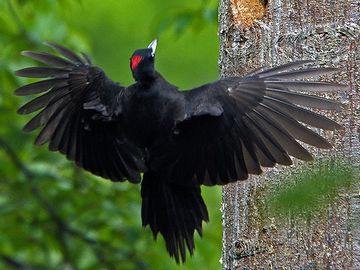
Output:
15,43,145,183
153,61,345,186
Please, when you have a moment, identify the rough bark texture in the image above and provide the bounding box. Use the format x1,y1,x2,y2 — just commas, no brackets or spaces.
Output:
219,0,359,269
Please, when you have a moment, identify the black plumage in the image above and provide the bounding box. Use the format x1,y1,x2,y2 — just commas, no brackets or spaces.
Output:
15,40,345,263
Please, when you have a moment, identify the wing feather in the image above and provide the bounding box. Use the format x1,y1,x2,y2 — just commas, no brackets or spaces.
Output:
265,87,342,110
16,43,145,183
157,61,343,186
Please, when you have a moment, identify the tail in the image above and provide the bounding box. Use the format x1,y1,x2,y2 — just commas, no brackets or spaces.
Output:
141,171,209,263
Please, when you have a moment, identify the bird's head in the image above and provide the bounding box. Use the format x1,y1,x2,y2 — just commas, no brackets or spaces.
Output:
130,38,157,82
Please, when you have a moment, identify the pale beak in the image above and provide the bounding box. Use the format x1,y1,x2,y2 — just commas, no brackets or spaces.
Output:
148,38,158,57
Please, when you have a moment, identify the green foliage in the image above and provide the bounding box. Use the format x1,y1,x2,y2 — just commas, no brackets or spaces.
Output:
0,0,221,269
266,161,356,219
153,0,218,37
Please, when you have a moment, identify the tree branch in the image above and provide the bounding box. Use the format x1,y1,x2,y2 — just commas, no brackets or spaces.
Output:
0,253,43,270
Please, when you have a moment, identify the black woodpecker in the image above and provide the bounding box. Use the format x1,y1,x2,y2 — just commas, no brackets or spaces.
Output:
15,39,345,263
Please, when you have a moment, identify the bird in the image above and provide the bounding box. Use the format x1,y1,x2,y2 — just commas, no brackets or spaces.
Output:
15,39,345,263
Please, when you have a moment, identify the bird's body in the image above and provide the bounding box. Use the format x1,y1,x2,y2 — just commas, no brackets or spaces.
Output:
123,74,184,147
15,40,345,263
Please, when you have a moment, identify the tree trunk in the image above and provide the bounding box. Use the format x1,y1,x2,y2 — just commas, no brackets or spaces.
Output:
219,0,359,269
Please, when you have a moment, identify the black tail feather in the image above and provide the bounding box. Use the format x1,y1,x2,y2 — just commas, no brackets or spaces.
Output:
141,171,209,263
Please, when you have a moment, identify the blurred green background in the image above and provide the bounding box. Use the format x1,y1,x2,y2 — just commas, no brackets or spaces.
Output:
0,0,222,269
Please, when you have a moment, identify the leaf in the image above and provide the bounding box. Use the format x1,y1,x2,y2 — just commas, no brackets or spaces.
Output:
267,160,355,218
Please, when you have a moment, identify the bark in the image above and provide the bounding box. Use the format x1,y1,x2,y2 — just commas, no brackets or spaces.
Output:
219,0,360,269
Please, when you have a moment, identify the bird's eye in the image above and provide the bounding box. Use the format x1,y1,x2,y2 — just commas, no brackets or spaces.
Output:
131,55,142,70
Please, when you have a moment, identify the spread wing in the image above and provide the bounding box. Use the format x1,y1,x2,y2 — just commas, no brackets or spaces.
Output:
150,61,345,186
15,43,145,183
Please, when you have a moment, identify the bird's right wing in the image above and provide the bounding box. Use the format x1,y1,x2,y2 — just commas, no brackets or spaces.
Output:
155,61,345,186
15,43,145,183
